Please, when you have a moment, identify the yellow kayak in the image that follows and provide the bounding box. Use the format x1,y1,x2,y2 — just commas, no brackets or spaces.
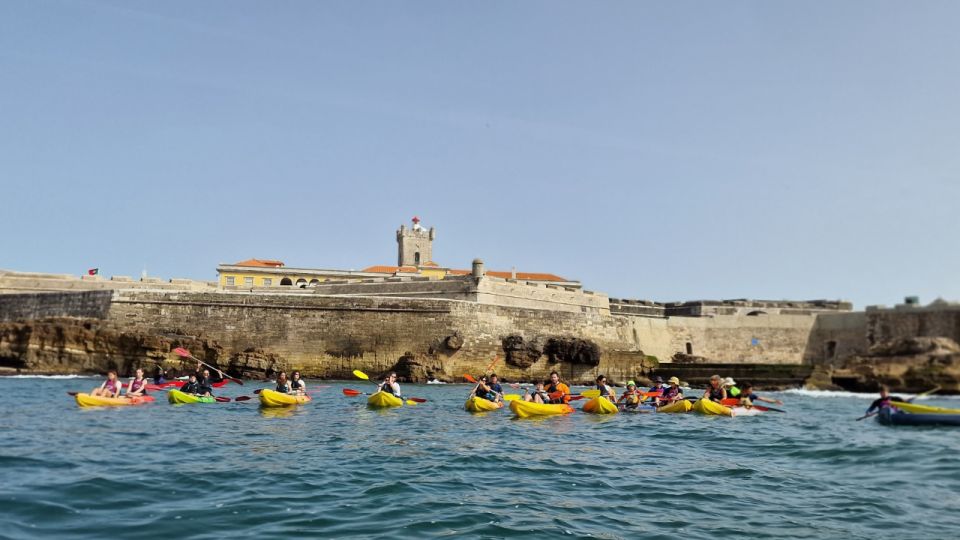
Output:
582,396,618,414
509,399,574,418
658,400,693,413
465,395,503,412
692,398,732,416
367,391,403,408
75,393,155,407
890,401,960,415
259,388,311,407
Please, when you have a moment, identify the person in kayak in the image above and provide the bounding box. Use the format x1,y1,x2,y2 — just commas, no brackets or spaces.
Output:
865,385,906,415
196,368,216,397
660,376,684,404
488,374,504,403
179,374,203,395
546,371,571,404
596,374,616,401
290,371,306,395
703,374,727,403
723,377,740,398
524,381,550,404
616,381,641,410
124,368,149,398
736,382,783,407
473,375,497,402
90,370,122,397
275,371,292,393
648,376,666,405
153,365,167,385
379,372,402,397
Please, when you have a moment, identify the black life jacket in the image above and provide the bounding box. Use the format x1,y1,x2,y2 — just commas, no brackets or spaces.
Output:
291,379,304,391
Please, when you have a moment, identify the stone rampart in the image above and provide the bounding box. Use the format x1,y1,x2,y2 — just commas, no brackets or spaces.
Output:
0,269,216,293
0,291,113,322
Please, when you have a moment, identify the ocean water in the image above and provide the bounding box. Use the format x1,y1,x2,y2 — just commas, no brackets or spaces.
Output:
1,378,959,539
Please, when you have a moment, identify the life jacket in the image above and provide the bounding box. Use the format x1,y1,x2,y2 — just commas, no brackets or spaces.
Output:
728,386,741,397
708,386,725,401
180,381,201,394
276,381,290,393
661,386,680,400
622,390,640,405
597,384,612,397
103,379,119,393
381,382,400,397
291,379,304,391
546,382,570,404
129,378,147,394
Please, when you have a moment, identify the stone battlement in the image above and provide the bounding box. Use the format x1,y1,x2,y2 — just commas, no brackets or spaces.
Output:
610,298,851,318
0,269,217,294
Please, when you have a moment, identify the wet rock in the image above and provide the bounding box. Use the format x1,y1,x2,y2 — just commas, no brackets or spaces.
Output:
544,337,600,366
502,335,542,369
228,348,286,380
392,352,443,383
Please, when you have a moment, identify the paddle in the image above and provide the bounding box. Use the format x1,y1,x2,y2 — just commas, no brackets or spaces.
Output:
856,412,878,422
503,394,521,401
173,348,243,385
352,369,427,404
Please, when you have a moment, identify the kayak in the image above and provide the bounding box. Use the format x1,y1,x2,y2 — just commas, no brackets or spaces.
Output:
583,396,618,414
620,405,657,413
367,391,403,408
890,401,960,415
259,388,311,407
509,399,574,418
75,393,156,407
878,407,960,427
146,380,229,392
692,399,733,416
168,389,215,404
657,400,693,414
465,395,503,412
730,406,763,417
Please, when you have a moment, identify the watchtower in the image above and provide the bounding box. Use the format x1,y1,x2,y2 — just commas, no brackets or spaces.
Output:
396,216,435,267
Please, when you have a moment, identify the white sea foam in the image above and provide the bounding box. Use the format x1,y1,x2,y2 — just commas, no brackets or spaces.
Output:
784,387,959,400
1,374,95,379
426,380,446,385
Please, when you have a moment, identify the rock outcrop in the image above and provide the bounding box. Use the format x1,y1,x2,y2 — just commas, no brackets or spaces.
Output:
824,337,960,394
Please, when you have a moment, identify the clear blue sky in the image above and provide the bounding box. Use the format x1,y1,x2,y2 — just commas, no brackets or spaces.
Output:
2,1,958,309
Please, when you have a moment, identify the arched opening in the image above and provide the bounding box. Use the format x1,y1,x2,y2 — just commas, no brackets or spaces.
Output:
309,279,320,286
296,278,307,288
746,310,767,316
414,251,421,265
825,340,837,359
685,342,693,355
280,277,293,286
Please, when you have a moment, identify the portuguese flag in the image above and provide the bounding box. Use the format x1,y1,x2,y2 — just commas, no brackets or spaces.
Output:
87,268,99,276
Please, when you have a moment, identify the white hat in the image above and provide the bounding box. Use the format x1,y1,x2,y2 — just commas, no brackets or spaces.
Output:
722,377,737,387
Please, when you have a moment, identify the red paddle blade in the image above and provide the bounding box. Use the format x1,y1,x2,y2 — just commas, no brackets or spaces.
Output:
568,395,585,401
173,347,191,357
342,388,361,396
214,397,231,402
408,397,427,403
720,398,740,406
234,396,253,402
463,374,477,383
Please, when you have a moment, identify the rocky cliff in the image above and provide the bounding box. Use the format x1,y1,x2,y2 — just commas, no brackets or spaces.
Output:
819,337,960,394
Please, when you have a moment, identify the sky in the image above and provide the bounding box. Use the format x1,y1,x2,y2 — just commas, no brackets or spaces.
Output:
2,1,958,309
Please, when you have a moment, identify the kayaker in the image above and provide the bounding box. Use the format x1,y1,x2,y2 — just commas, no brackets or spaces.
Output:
488,374,504,403
290,371,307,395
196,368,215,397
275,371,293,394
125,368,149,398
596,374,617,401
379,372,402,397
737,382,783,406
473,375,497,402
703,374,727,403
660,376,684,403
153,365,167,385
179,374,203,395
865,385,906,415
545,371,571,404
648,376,666,405
616,381,641,410
524,381,550,404
722,377,741,398
90,370,122,398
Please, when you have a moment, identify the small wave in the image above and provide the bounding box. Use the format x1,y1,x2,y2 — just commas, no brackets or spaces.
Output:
426,380,446,385
786,388,959,400
0,374,95,379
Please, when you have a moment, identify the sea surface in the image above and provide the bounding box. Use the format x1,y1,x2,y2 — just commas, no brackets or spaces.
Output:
1,378,959,539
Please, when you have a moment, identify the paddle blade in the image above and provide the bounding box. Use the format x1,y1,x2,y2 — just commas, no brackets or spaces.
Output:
67,391,78,396
580,389,601,399
721,398,740,406
503,394,521,401
173,347,191,358
568,395,585,401
407,397,427,403
405,400,418,406
342,388,362,396
254,389,263,394
234,396,253,402
214,397,231,402
352,370,369,381
463,374,477,383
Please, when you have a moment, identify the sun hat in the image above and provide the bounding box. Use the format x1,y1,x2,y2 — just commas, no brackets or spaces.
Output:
627,380,636,387
668,376,680,385
722,377,737,387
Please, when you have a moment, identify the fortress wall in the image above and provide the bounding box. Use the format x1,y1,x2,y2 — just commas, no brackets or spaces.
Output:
803,312,869,364
865,305,960,346
476,278,609,314
0,270,216,293
0,290,113,322
665,314,821,364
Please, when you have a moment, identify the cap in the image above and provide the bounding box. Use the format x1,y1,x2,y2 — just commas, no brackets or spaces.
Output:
627,380,636,387
668,376,681,385
653,376,664,383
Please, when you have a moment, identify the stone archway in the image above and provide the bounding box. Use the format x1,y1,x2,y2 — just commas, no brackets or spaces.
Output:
280,277,293,286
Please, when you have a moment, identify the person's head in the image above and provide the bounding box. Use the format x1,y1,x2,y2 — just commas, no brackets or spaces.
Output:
879,384,889,398
277,371,287,382
596,374,607,384
722,377,736,388
479,375,488,384
203,369,210,378
386,372,397,382
627,380,636,390
135,368,144,378
535,381,545,390
668,376,681,388
292,371,301,381
489,374,499,383
709,375,721,388
188,374,197,382
549,371,560,384
741,383,753,394
653,376,664,386
106,370,117,380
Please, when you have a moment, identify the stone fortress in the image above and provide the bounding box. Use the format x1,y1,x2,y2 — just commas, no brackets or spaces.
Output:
2,218,959,393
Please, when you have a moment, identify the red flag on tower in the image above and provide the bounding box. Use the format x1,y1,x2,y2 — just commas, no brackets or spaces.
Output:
87,268,99,276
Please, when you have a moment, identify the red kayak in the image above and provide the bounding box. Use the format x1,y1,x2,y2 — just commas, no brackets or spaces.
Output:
145,379,230,391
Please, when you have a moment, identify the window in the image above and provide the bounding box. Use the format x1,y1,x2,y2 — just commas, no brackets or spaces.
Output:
414,252,421,265
243,277,254,287
685,342,693,355
225,276,235,286
309,279,320,286
280,277,292,286
262,278,272,286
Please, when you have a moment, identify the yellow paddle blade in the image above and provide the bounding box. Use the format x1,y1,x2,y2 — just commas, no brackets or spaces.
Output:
352,370,369,380
580,389,601,399
405,399,418,406
503,394,521,401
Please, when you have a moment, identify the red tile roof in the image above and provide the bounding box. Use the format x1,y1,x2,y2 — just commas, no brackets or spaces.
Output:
233,258,285,268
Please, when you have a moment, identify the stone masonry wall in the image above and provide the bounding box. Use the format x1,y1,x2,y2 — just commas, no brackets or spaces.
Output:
0,291,113,322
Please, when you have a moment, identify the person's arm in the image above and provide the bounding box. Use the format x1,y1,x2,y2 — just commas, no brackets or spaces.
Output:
299,380,307,393
703,388,710,399
756,396,783,405
126,380,134,395
865,398,880,414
